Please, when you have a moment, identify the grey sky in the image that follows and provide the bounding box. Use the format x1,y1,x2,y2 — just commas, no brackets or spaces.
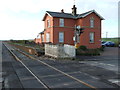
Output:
0,0,119,40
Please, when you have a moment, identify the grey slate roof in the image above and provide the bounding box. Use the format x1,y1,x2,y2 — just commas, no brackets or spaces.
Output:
46,11,77,19
43,10,104,20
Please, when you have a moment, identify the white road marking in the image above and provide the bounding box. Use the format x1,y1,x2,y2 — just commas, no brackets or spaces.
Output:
85,61,116,67
107,64,115,67
108,79,120,86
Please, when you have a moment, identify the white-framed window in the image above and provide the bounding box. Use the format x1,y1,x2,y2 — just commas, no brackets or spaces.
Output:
59,32,64,43
47,19,50,28
59,18,64,27
90,18,94,28
46,33,50,42
89,32,94,43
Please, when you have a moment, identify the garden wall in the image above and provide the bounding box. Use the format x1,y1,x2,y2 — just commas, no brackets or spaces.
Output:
45,44,76,58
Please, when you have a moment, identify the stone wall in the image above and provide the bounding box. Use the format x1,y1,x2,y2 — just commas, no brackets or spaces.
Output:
45,44,76,58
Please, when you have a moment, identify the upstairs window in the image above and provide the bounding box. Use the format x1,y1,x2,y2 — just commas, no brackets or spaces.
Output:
47,19,50,28
59,18,64,27
90,17,94,28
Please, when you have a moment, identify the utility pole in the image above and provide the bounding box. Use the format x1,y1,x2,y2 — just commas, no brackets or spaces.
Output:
106,32,108,38
73,0,75,5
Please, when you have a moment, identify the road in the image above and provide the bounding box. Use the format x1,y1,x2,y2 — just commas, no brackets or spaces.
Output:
78,47,120,86
78,47,119,72
1,41,120,89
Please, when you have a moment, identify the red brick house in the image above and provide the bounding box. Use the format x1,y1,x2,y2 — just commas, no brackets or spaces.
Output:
35,5,104,49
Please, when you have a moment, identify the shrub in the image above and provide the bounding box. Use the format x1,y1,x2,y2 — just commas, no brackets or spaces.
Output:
76,47,100,56
98,46,105,51
78,45,87,51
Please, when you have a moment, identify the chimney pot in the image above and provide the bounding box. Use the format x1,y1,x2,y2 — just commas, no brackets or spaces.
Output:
72,5,77,16
61,9,64,13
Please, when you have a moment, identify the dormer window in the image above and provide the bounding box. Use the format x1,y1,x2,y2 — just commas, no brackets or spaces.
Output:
47,19,50,28
90,17,94,28
59,18,64,27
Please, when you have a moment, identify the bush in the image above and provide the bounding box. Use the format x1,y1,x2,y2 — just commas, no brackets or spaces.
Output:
98,46,105,51
76,46,100,56
78,45,87,51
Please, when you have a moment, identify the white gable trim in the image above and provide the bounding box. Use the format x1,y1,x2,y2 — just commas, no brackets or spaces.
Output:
42,11,52,21
46,11,52,17
81,10,104,20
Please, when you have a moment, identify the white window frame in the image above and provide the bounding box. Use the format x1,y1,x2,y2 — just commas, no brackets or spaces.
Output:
89,32,94,43
90,18,94,28
46,33,50,42
59,32,64,43
59,18,64,27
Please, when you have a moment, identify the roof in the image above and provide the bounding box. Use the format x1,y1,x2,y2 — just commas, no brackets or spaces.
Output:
42,10,104,21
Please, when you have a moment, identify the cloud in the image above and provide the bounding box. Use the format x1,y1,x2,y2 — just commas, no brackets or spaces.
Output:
0,0,119,40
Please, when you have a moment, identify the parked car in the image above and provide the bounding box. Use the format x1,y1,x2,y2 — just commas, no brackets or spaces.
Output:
102,41,115,47
101,41,106,47
119,43,120,48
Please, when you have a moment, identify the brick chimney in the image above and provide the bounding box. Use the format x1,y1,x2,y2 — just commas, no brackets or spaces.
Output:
72,5,77,16
61,9,64,13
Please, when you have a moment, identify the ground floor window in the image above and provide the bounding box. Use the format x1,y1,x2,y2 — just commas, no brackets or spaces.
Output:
46,33,50,42
89,32,94,43
59,32,64,43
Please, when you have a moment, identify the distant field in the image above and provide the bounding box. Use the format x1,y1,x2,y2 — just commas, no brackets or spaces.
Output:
102,38,120,46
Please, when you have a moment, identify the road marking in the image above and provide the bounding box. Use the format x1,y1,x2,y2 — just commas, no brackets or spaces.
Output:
108,79,120,86
107,64,115,67
0,78,3,83
84,61,116,67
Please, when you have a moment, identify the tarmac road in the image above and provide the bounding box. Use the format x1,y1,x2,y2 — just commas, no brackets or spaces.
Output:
78,47,120,86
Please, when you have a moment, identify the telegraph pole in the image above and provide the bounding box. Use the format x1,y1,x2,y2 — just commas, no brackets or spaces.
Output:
73,0,75,5
106,32,108,38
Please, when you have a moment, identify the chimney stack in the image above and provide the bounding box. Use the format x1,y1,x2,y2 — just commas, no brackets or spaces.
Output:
61,9,64,13
72,5,77,16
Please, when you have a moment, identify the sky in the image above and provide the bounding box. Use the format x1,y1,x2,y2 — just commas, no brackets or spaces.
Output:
0,0,119,40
